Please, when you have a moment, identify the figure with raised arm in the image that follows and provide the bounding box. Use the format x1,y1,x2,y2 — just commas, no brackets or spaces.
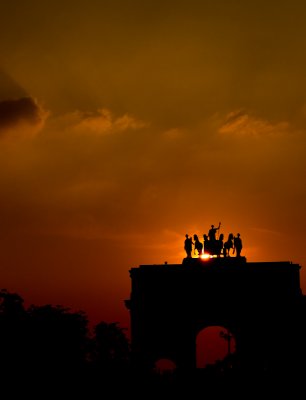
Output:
208,222,221,242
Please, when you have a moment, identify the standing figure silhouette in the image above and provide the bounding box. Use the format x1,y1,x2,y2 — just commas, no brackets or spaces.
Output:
184,234,193,258
233,233,243,257
208,222,221,242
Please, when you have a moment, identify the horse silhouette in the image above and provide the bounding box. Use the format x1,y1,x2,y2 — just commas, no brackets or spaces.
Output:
193,234,203,256
223,233,234,257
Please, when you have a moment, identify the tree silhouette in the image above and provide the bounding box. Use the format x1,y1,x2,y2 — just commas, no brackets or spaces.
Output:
0,289,132,390
0,289,28,375
91,321,130,373
27,304,89,375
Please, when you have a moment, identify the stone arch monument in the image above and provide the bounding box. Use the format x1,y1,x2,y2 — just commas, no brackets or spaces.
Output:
125,257,304,374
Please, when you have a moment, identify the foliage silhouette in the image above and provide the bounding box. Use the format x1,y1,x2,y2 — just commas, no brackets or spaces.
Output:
27,304,89,374
0,289,28,375
0,289,131,388
91,321,130,371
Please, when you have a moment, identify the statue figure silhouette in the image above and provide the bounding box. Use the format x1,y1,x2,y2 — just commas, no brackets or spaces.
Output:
204,222,223,256
233,233,243,257
184,234,193,258
208,222,221,242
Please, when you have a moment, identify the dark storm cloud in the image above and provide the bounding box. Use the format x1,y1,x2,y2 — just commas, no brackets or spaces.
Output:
0,68,27,100
0,97,48,137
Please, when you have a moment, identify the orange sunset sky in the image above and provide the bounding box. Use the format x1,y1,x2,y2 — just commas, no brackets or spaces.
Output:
1,0,306,329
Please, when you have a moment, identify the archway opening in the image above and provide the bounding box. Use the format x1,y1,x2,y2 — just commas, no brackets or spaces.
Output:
154,358,176,374
196,326,236,368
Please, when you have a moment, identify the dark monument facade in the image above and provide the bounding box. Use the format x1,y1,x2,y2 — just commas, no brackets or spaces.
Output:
125,257,306,376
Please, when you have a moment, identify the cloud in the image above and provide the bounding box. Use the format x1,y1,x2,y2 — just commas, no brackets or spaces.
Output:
55,108,147,135
0,97,48,140
162,128,184,140
218,110,289,137
0,68,27,100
